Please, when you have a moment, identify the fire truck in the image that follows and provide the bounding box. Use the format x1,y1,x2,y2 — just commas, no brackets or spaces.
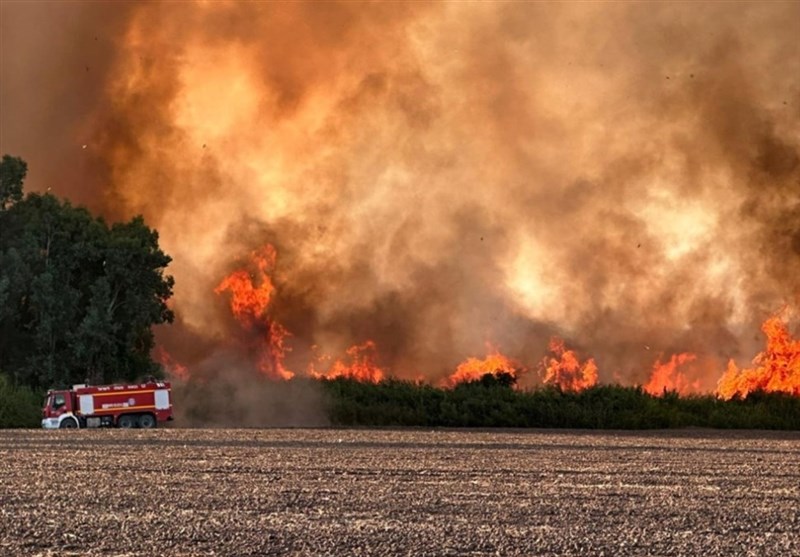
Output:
41,380,173,429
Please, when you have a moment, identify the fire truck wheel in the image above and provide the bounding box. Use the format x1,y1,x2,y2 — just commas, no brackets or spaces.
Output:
59,417,78,429
138,414,156,429
118,415,136,429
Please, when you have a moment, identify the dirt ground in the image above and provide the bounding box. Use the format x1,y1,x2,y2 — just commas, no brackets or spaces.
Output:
1,428,798,556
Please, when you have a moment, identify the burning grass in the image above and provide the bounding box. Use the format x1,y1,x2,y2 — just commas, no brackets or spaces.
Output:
1,428,798,556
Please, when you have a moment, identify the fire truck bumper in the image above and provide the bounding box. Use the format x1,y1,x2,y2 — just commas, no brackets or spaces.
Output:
42,418,60,429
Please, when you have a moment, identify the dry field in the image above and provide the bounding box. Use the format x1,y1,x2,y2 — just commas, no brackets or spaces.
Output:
1,428,798,556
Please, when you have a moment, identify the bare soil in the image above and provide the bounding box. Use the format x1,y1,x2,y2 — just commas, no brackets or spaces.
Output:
1,428,798,556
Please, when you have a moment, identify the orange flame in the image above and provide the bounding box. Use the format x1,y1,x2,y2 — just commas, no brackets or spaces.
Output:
542,337,598,391
716,316,800,400
643,353,699,396
445,349,519,388
215,244,294,380
153,346,189,381
214,245,277,323
310,340,385,383
258,321,294,381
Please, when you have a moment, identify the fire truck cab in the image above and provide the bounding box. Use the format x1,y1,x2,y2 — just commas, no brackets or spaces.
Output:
42,380,173,429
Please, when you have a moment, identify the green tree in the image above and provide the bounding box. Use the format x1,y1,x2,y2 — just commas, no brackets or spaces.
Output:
0,156,173,390
0,155,27,210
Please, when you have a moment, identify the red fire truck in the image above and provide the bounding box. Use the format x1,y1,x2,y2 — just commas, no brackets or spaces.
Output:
41,380,173,429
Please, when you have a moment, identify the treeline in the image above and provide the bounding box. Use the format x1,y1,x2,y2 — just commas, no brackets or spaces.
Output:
4,372,800,428
0,155,174,392
320,374,800,430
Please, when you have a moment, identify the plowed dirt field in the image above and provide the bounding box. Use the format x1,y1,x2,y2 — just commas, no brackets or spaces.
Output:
1,429,798,556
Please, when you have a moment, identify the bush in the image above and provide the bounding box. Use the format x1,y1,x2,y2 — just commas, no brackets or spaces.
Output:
0,373,42,428
320,375,800,430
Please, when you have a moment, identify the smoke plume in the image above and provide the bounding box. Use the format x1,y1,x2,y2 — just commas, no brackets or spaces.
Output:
2,2,799,400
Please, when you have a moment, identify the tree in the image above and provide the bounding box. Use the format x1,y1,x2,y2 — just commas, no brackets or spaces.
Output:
0,155,27,210
0,156,174,389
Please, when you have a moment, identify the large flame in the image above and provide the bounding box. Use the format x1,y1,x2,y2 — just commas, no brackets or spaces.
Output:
309,341,385,383
541,338,598,392
261,321,294,381
643,353,700,396
214,245,277,323
444,349,520,388
716,316,800,400
214,245,294,380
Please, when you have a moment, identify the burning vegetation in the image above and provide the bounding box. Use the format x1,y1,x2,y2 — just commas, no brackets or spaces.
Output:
175,242,800,402
214,245,294,381
442,349,520,389
3,2,800,412
309,341,386,384
643,354,699,398
542,338,599,392
717,317,800,400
